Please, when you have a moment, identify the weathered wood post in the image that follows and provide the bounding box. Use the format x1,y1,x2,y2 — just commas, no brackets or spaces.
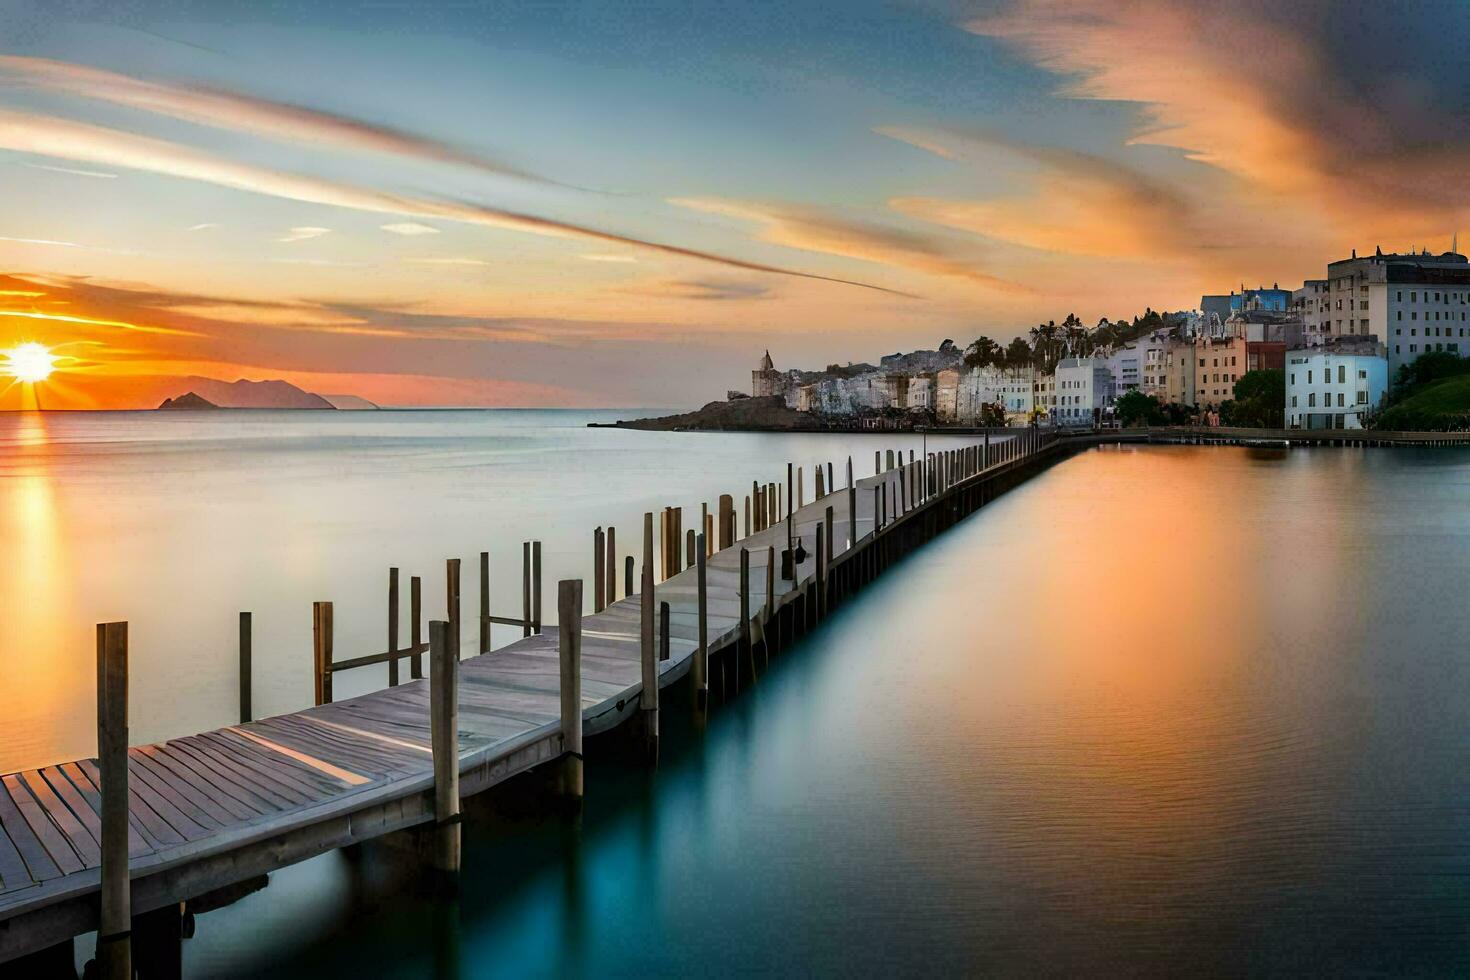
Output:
739,547,751,665
446,558,461,660
695,532,708,707
558,580,583,801
593,527,606,613
827,462,834,496
428,619,461,884
719,494,735,549
874,486,881,534
640,512,658,758
797,465,804,508
815,463,824,499
479,551,491,655
705,512,714,555
659,601,670,661
238,611,252,724
523,541,533,637
744,494,752,538
312,601,333,705
847,456,856,548
605,526,616,603
765,545,775,620
686,528,696,569
389,568,401,686
624,555,634,599
815,524,826,618
411,575,423,679
97,621,130,980
875,450,881,474
532,541,543,634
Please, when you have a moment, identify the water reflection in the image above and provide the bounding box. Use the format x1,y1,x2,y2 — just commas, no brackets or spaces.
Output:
180,444,1470,976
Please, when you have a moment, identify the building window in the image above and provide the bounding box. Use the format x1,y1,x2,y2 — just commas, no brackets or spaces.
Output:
1338,366,1345,383
1308,393,1316,407
1411,344,1418,353
1357,391,1368,404
1337,393,1345,407
1397,311,1402,321
1292,395,1298,407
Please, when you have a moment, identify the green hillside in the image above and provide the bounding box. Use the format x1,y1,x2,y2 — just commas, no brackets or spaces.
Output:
1377,375,1470,431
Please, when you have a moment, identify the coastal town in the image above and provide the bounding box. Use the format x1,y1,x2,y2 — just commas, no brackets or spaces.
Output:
740,246,1470,432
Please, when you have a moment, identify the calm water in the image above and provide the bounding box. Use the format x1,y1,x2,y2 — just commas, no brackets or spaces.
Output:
160,442,1469,976
0,409,973,772
9,420,1470,974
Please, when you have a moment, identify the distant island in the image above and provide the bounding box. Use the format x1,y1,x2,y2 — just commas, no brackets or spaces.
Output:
155,377,378,410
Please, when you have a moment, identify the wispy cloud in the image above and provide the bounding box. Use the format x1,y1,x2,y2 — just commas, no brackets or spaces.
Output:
0,107,898,293
187,222,217,231
873,127,959,161
20,161,117,178
624,278,772,301
580,253,638,263
0,55,555,185
276,226,331,243
404,257,488,266
670,197,1023,293
380,221,439,236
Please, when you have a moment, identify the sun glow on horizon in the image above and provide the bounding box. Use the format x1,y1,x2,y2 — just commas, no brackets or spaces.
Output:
4,343,59,383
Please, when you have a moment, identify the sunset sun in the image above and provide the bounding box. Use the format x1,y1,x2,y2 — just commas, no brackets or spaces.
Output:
3,343,58,383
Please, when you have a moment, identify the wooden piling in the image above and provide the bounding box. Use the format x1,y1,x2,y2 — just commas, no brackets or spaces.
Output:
640,512,658,757
624,555,634,599
446,558,461,660
479,552,491,655
797,465,804,508
557,580,583,801
410,576,423,679
695,532,708,705
659,601,670,661
312,601,333,705
428,620,461,879
532,541,543,634
389,568,401,686
238,611,252,724
745,494,752,538
847,456,856,548
593,527,606,613
719,494,735,549
686,528,696,569
523,542,533,637
96,621,130,980
605,526,616,604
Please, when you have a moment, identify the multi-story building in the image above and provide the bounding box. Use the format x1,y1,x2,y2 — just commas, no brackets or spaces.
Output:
1285,337,1388,429
1202,285,1291,321
1194,334,1247,408
955,364,1034,423
906,373,937,414
1054,358,1112,426
1163,338,1198,408
1031,372,1055,423
752,350,786,398
935,368,961,421
1108,334,1169,396
1293,279,1329,341
1317,248,1470,378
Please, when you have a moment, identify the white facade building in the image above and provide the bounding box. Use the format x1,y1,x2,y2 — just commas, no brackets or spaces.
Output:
1054,358,1113,426
1285,339,1388,429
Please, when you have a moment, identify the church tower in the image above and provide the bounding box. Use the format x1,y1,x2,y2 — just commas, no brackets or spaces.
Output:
752,350,780,397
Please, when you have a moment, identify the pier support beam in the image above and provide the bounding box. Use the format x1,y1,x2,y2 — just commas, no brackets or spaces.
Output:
605,526,616,605
479,552,490,655
446,558,461,660
695,532,708,708
97,621,130,980
593,527,605,613
389,568,401,684
238,611,252,724
312,601,333,705
558,580,583,802
639,512,659,761
428,619,461,885
410,576,423,679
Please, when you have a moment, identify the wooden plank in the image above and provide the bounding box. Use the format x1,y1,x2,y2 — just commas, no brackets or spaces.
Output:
18,770,101,869
38,768,101,847
0,810,33,890
127,753,229,831
136,746,262,823
0,775,81,877
0,780,59,883
196,730,348,804
110,763,209,844
61,762,148,859
177,736,316,810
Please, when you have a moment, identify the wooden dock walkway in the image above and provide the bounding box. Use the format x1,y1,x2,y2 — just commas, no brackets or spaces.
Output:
4,431,1065,967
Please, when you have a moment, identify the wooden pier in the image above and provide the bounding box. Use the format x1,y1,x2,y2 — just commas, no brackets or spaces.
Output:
0,426,1177,971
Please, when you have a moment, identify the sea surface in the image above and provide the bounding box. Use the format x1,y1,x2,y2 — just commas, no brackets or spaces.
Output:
6,415,1470,974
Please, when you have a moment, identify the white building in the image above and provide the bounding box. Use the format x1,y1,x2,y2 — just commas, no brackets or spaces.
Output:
956,365,1033,423
1054,358,1113,426
1316,248,1470,378
1285,338,1388,430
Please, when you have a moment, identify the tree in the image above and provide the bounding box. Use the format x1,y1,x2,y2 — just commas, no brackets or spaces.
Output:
1394,350,1470,391
977,402,1007,426
965,336,1001,369
1004,336,1033,368
1115,390,1166,426
1228,369,1285,427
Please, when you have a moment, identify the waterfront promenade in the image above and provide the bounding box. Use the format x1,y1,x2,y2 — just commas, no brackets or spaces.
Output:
1,430,1056,969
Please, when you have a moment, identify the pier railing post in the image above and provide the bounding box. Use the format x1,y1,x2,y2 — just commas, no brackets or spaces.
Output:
97,621,130,980
846,456,856,549
739,547,751,662
640,512,659,759
312,601,333,705
558,580,583,801
410,576,423,679
686,528,696,569
659,601,670,661
389,568,401,686
238,611,252,724
605,527,617,603
523,542,533,636
428,620,461,883
446,558,461,660
624,555,634,600
532,541,543,634
594,527,606,613
479,552,491,655
719,494,734,549
695,532,708,707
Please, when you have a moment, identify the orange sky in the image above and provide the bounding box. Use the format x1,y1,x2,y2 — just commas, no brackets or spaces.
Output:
2,0,1467,407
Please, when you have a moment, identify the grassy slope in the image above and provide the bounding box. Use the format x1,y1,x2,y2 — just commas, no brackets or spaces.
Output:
1378,374,1470,429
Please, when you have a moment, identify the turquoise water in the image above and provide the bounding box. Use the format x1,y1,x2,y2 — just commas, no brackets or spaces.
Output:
166,443,1470,976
